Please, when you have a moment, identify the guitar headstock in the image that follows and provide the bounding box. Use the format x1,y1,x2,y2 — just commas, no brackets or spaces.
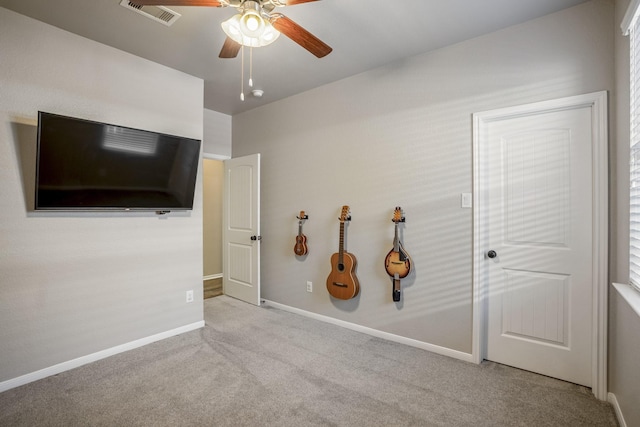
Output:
339,205,351,222
392,206,405,223
297,211,308,220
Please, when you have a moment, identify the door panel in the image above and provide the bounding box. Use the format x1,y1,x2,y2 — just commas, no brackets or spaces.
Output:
484,104,593,386
501,269,569,347
223,154,260,306
504,129,570,247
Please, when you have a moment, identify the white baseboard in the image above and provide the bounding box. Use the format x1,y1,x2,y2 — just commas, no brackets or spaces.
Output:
0,321,205,393
608,392,627,427
262,299,474,364
203,273,223,281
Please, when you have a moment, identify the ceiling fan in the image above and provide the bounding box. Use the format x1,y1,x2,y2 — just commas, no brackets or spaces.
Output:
132,0,332,59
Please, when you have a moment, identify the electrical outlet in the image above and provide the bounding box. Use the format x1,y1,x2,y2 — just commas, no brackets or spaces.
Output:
306,281,313,292
186,290,194,303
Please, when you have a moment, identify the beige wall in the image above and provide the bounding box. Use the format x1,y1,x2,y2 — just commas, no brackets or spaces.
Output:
232,0,615,354
203,159,223,277
0,7,204,384
608,288,640,424
609,1,640,425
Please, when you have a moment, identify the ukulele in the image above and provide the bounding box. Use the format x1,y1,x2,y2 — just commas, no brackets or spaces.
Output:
294,211,308,256
326,206,360,300
384,207,412,301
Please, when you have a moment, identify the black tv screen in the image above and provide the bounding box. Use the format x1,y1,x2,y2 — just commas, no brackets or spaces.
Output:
35,111,201,211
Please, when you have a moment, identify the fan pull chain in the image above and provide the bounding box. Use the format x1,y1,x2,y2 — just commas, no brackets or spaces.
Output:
240,45,245,101
249,47,254,88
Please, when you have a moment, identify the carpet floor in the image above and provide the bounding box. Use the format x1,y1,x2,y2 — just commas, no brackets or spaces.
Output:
0,295,618,426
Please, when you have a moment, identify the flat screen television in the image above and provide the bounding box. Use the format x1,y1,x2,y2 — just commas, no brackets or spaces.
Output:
35,111,201,211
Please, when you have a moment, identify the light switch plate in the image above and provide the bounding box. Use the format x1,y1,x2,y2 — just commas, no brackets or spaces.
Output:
461,193,472,208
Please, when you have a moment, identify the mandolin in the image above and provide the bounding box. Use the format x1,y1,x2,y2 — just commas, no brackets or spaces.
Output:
326,206,360,300
294,211,308,256
384,207,412,301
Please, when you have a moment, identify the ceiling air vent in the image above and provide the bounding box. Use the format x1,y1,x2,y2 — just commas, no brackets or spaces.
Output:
120,0,181,27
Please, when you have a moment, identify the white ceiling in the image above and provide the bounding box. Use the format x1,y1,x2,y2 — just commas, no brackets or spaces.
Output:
0,0,589,115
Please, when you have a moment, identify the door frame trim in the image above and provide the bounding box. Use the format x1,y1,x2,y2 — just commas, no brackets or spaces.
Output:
471,91,608,400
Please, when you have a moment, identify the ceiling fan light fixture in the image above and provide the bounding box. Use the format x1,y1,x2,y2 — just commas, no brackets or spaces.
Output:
260,23,280,44
221,13,280,47
221,14,242,37
240,10,264,37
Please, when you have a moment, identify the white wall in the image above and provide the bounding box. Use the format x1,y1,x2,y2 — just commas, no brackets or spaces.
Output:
201,109,229,279
203,108,231,158
0,7,204,384
232,0,614,354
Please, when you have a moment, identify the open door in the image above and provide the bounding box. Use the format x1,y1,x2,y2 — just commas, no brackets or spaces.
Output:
223,154,261,306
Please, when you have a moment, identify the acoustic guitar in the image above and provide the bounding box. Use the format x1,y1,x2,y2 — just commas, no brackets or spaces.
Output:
326,206,360,300
384,207,412,301
294,211,308,256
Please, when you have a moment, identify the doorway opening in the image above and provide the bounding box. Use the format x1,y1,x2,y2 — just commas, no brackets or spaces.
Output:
203,158,224,299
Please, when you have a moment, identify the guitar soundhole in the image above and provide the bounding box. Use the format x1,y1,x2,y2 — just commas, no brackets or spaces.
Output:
337,263,345,272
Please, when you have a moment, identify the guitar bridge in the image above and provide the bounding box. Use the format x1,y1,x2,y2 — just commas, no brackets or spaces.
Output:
332,282,348,288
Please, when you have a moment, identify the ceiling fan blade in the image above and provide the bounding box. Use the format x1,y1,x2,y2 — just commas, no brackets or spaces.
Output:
269,14,332,58
283,0,321,5
219,37,241,58
130,0,224,6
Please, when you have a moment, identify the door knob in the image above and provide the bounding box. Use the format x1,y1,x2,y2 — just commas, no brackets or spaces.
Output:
487,250,497,259
250,235,261,241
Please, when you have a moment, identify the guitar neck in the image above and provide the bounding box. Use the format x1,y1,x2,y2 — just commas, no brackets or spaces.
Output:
338,221,345,263
393,223,399,252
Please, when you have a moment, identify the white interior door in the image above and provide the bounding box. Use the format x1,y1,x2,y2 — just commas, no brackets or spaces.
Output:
223,153,261,306
473,92,608,393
